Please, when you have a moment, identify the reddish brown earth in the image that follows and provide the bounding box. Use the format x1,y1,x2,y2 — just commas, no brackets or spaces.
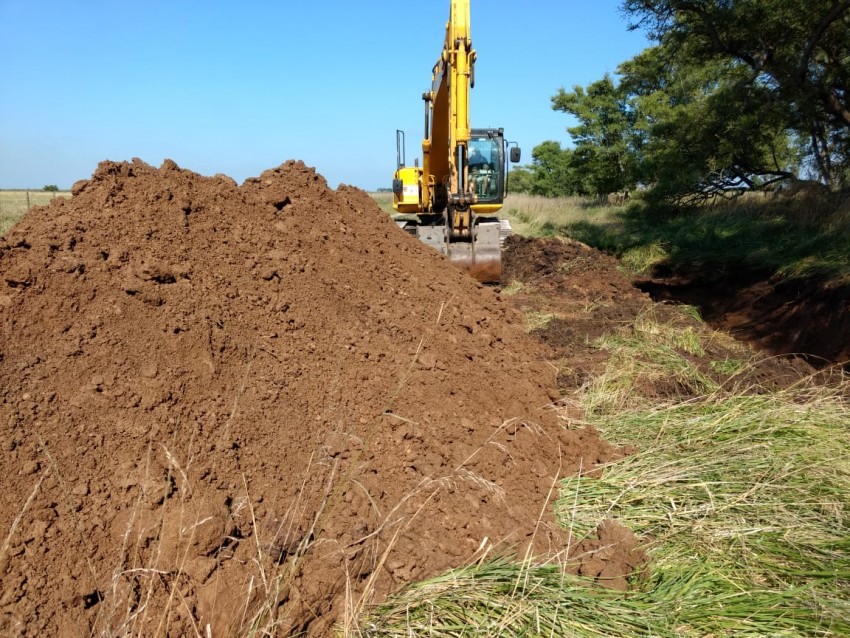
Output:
501,235,654,392
636,266,850,370
501,235,819,394
0,160,641,637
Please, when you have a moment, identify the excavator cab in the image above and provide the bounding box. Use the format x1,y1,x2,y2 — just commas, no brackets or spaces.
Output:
455,127,518,282
467,128,517,210
468,133,503,203
393,126,521,284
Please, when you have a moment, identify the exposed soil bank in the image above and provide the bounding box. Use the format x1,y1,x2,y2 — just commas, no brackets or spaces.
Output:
501,236,819,394
636,266,850,369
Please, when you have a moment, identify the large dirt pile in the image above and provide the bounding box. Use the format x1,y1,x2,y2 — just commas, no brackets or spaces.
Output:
0,160,623,636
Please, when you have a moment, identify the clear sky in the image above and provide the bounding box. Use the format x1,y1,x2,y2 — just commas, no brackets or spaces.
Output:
0,1,649,190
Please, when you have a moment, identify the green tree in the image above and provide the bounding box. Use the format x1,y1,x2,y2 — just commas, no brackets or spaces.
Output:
623,0,850,188
506,165,534,193
543,1,849,201
620,45,798,201
43,184,59,192
528,141,577,197
552,74,639,196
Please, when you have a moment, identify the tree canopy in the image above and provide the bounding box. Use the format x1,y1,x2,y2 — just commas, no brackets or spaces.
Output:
552,74,639,196
522,0,850,200
625,0,850,191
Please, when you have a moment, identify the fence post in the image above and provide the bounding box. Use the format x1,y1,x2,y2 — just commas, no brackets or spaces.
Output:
26,190,31,210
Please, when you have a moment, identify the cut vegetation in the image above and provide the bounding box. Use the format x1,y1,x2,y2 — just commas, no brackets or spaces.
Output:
361,384,850,637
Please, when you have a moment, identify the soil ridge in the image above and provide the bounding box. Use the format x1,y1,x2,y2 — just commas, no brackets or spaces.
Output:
0,159,625,636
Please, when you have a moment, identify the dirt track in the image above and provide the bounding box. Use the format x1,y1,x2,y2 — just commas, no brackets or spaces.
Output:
0,160,643,637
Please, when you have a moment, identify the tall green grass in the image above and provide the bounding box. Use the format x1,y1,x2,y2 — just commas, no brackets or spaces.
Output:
558,384,850,636
503,192,850,282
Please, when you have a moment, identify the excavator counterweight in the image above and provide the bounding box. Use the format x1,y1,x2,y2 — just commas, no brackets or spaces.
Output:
392,0,519,283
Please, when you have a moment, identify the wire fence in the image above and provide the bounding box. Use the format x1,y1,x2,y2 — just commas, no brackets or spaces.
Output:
0,189,71,234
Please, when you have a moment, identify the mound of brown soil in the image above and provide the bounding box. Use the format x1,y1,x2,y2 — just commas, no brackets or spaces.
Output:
0,160,627,636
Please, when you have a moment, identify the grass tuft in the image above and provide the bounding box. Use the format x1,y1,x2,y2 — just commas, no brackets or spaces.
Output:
524,310,559,333
498,280,527,296
583,308,718,414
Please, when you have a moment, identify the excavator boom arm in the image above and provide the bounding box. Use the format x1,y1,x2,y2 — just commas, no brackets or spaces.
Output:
423,0,475,210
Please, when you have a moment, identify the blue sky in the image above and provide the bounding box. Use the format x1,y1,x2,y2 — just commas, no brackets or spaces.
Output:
0,1,649,190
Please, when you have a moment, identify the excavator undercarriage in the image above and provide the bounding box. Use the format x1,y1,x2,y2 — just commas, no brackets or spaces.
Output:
395,215,511,282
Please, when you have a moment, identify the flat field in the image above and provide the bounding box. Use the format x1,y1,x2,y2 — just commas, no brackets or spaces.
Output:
0,190,72,234
370,190,394,213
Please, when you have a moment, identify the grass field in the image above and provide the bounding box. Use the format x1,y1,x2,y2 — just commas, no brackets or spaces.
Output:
0,190,71,235
370,190,394,214
502,192,628,237
499,191,850,282
368,191,627,230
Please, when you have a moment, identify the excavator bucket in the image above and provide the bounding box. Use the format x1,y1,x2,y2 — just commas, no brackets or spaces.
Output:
412,219,508,284
447,220,503,283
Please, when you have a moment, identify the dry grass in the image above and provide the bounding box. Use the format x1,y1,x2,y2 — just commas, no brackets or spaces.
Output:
368,191,394,215
502,193,626,238
0,190,71,235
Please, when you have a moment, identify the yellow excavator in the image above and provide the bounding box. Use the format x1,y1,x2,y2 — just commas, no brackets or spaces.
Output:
392,0,520,283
